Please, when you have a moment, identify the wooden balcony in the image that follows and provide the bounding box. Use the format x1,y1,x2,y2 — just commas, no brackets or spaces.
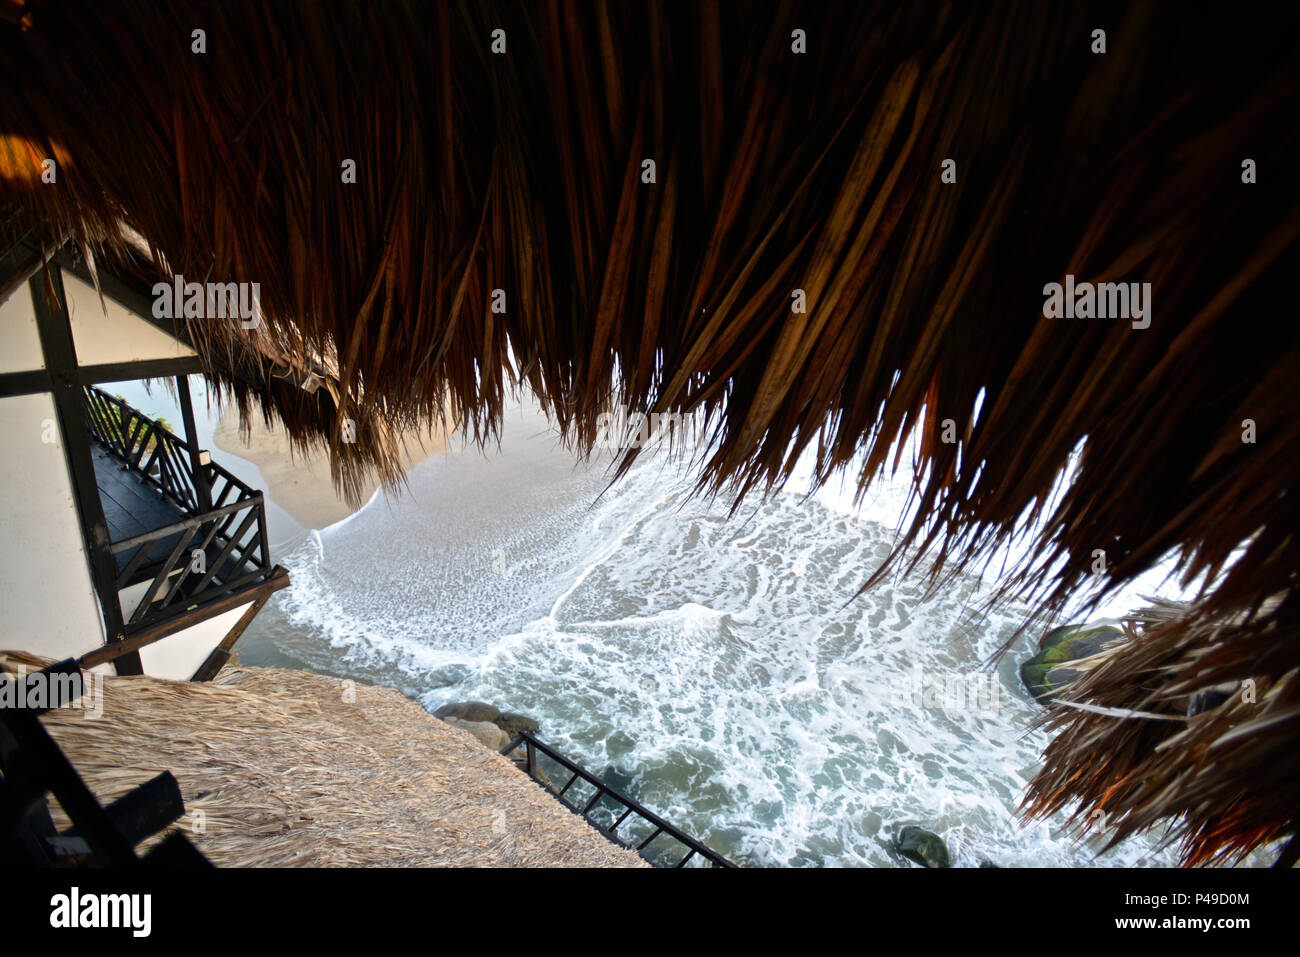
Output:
83,385,277,636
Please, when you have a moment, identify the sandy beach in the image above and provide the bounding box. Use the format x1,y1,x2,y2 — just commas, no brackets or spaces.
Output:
212,409,446,530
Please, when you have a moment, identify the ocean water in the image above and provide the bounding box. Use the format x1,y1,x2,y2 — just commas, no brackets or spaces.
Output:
236,398,1248,868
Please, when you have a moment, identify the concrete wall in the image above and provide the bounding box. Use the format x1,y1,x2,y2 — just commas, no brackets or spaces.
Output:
0,277,46,373
0,391,108,661
63,272,196,366
137,603,251,681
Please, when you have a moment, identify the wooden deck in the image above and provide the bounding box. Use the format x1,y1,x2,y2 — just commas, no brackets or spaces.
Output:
91,445,190,576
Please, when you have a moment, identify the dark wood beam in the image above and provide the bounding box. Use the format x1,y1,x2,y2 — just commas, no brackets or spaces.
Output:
0,663,140,866
176,374,212,510
0,333,201,403
78,356,203,385
0,228,55,301
78,566,289,671
0,369,53,397
189,591,273,682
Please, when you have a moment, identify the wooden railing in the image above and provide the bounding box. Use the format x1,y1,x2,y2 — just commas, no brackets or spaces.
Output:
83,385,274,635
84,385,258,514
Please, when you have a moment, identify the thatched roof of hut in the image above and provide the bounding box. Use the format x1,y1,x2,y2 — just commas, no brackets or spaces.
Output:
2,2,1297,864
1022,598,1299,867
2,652,644,867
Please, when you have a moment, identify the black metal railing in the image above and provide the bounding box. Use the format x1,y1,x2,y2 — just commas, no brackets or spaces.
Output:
83,385,274,635
501,731,735,868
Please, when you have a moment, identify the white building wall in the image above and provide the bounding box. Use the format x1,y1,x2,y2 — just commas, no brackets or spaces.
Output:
136,603,252,681
1,268,256,680
0,391,107,661
63,272,197,366
0,278,46,372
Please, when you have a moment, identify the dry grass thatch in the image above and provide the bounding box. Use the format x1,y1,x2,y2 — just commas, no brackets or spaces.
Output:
1,652,645,867
1021,598,1300,867
2,2,1298,862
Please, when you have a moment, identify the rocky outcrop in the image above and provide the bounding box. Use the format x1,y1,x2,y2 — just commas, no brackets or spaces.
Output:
895,826,951,868
434,700,540,735
496,711,540,736
434,700,540,754
442,717,511,750
1020,623,1123,705
434,700,502,724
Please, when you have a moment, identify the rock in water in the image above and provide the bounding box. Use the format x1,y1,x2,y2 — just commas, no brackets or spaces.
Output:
443,717,509,750
434,700,501,723
496,711,540,736
605,729,636,759
896,826,951,868
434,701,539,737
1019,623,1123,705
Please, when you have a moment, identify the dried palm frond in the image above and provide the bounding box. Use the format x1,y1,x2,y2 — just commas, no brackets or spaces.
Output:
0,652,645,867
1021,598,1300,866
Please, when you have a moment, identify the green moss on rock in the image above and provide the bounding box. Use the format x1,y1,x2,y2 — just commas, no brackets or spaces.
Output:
1019,624,1123,705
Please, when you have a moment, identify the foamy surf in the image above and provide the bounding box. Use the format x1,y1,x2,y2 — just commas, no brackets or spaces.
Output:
241,399,1261,867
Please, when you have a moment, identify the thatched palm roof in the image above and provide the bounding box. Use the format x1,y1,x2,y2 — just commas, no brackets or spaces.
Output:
1022,598,1299,867
3,653,645,867
3,2,1298,864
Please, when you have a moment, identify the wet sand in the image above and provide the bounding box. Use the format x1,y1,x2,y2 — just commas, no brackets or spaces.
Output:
212,408,446,530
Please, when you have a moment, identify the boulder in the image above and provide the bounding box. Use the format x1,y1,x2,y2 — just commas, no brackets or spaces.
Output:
443,717,509,750
896,826,951,868
605,729,636,759
496,711,540,736
1019,623,1123,705
434,701,539,737
434,700,501,723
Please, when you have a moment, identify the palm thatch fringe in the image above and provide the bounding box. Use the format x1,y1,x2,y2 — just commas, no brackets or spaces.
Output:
1021,598,1299,867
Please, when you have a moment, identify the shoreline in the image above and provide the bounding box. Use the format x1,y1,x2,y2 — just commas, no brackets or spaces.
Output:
212,407,447,530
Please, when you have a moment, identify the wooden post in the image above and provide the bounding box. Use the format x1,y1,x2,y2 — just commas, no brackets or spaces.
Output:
189,590,271,681
176,374,212,512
